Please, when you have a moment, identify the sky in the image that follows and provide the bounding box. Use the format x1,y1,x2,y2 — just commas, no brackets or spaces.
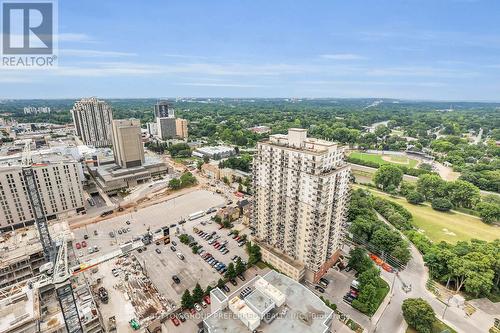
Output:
1,0,500,100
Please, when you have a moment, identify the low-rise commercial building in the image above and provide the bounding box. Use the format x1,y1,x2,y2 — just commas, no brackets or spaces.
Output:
194,146,235,160
90,155,169,195
204,270,333,333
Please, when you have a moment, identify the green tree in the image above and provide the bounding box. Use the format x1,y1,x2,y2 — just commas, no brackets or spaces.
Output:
431,198,453,212
246,242,262,266
225,263,237,279
222,219,232,228
374,164,403,191
168,178,181,190
416,174,447,201
476,202,500,224
180,172,197,187
217,278,225,288
446,180,480,208
374,125,391,138
179,234,190,244
181,290,194,309
197,160,204,171
203,155,210,163
352,283,378,314
402,298,436,333
235,258,246,275
192,283,204,303
348,248,374,273
405,191,425,205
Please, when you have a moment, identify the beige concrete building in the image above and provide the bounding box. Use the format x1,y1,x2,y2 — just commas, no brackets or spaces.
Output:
0,151,85,232
111,119,144,168
175,118,188,139
252,128,350,283
204,270,333,333
71,98,113,147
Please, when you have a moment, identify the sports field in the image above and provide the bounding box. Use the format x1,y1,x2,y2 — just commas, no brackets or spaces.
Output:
350,152,419,168
356,185,500,243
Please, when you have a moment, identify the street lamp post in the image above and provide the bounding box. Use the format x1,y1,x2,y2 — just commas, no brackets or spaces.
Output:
442,295,453,319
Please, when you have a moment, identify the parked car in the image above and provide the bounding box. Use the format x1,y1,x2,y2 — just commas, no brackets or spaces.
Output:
126,220,131,225
172,275,181,284
343,295,354,304
84,234,89,240
189,308,196,315
237,274,246,281
177,312,186,322
203,295,211,304
170,246,177,252
315,285,325,293
170,315,180,326
229,278,238,286
194,303,202,312
109,231,115,238
201,300,207,308
176,252,185,260
172,241,177,246
81,241,87,248
155,248,161,254
117,229,122,235
221,285,230,293
75,242,81,249
93,230,98,236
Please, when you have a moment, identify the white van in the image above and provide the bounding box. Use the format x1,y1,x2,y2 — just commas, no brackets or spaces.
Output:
176,252,185,260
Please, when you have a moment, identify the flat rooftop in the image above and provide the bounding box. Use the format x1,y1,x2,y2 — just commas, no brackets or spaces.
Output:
204,270,332,333
0,149,78,169
94,155,167,181
0,286,38,333
0,221,73,267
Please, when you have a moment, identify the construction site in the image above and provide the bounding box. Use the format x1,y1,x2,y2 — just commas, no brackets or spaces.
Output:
0,142,165,333
0,221,104,333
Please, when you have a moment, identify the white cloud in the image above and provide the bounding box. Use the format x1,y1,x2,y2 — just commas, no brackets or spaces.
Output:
59,49,137,57
320,53,367,60
163,54,210,60
58,33,94,42
176,82,265,88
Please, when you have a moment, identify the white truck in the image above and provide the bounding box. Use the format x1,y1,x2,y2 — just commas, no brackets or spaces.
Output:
188,210,205,220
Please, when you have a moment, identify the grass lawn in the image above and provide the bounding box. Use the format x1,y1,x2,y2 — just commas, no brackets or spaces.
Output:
373,278,390,315
406,318,458,333
355,185,500,243
350,152,419,168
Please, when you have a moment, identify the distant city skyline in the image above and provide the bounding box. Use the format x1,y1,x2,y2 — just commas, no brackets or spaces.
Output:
1,0,500,101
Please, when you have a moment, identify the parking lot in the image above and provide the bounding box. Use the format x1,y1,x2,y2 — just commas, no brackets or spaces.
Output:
71,188,264,331
72,189,226,260
305,268,371,329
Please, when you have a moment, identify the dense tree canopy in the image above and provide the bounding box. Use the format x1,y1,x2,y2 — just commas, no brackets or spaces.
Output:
402,298,436,333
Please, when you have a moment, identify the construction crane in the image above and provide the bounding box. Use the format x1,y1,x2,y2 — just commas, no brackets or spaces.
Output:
22,142,84,333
